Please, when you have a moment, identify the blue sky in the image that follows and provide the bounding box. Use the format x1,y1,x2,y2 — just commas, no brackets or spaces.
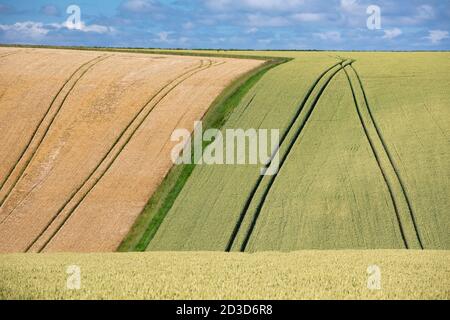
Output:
0,0,449,50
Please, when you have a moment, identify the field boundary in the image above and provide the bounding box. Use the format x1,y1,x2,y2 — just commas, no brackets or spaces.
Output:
119,58,286,252
0,55,109,219
27,60,218,252
344,65,424,249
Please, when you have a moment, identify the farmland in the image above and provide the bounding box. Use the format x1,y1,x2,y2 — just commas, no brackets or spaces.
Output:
0,250,448,300
147,51,449,252
0,46,448,300
0,47,263,252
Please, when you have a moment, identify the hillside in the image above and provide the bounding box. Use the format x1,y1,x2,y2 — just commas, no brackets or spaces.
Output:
147,51,449,251
0,47,262,252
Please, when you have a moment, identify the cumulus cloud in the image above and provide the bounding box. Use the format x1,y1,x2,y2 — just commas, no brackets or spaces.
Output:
54,21,115,34
340,0,361,13
120,0,162,14
0,21,49,39
0,0,448,50
0,20,114,42
244,12,324,28
205,0,304,12
383,28,402,40
426,30,449,44
339,0,367,27
156,31,172,42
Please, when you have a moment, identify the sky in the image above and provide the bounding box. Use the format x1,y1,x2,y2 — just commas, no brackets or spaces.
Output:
0,0,449,50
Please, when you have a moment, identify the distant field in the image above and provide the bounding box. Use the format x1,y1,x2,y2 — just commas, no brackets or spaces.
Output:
0,250,448,300
0,47,262,253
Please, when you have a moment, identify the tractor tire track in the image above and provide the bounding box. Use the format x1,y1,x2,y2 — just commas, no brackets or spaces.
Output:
238,61,352,252
225,60,344,251
343,67,408,249
27,60,216,252
226,60,350,252
2,60,208,228
345,65,423,249
0,55,109,212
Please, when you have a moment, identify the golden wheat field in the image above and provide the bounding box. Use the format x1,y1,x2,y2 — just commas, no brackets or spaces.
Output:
0,47,262,253
0,251,448,300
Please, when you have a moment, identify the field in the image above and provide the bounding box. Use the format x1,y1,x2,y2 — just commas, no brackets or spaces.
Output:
0,46,448,300
0,47,263,253
147,51,449,252
0,250,448,300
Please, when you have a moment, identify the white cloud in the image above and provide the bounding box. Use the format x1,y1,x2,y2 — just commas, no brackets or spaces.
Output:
0,21,49,39
339,0,367,27
314,31,341,42
340,0,360,13
0,20,114,41
121,0,159,13
383,28,402,40
426,30,449,44
156,31,173,42
205,0,304,12
51,21,115,34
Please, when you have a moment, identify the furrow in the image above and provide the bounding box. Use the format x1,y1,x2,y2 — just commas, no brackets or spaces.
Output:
225,60,343,252
346,65,424,249
0,55,109,212
227,60,350,252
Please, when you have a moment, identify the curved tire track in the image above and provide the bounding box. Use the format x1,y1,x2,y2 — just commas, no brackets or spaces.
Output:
345,65,423,249
0,55,109,212
226,60,351,252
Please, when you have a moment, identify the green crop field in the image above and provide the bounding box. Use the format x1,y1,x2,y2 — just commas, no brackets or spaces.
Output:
146,51,450,252
0,251,448,300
